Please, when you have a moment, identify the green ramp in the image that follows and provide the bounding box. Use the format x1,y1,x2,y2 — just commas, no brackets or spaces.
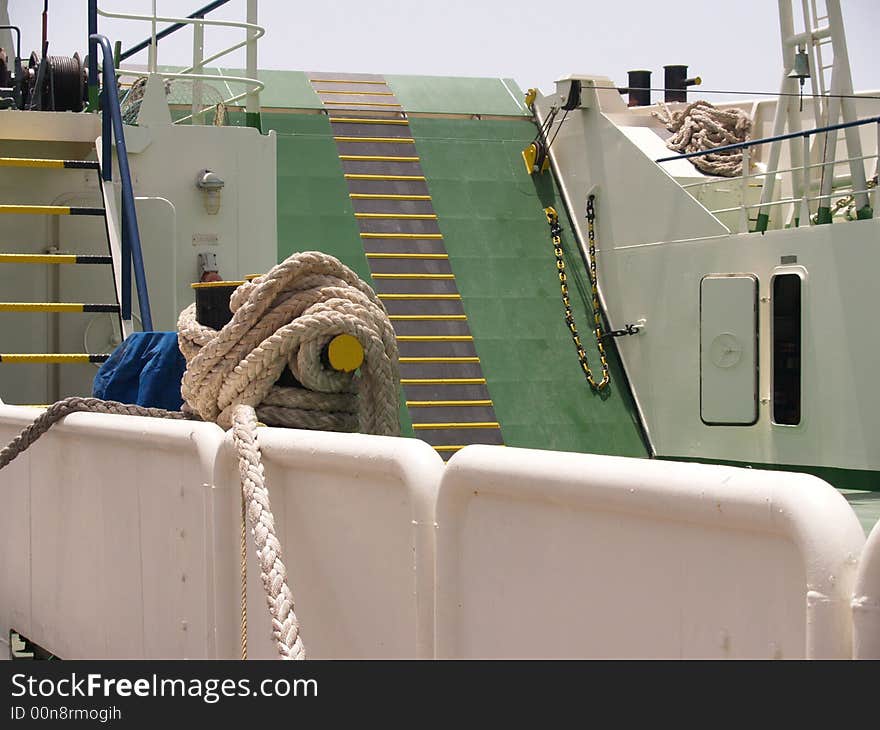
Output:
407,117,648,457
262,81,646,458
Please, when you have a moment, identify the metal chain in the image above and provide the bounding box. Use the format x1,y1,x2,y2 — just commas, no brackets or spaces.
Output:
543,194,610,391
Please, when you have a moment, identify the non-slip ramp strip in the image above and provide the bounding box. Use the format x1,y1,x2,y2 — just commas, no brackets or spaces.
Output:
309,73,504,458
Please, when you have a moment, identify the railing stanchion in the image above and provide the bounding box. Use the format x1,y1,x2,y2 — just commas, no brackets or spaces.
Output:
87,0,99,111
875,121,880,214
246,0,260,130
192,17,204,125
740,146,751,233
149,0,158,73
801,134,811,226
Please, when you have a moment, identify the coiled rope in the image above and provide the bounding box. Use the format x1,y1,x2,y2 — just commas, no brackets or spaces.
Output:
653,100,753,177
0,251,401,660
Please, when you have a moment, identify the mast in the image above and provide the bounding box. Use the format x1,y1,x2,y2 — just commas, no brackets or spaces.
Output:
755,0,871,231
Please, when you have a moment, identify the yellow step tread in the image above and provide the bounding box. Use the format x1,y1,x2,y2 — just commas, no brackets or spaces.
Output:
400,377,485,384
406,400,492,407
399,356,479,363
412,422,500,430
372,273,453,280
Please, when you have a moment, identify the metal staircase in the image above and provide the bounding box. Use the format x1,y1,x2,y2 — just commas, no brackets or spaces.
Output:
0,34,152,403
0,154,124,368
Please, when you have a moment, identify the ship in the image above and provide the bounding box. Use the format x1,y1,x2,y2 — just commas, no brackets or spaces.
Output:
0,0,877,659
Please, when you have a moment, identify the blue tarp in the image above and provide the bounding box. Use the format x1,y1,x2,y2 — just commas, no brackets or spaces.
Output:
92,331,186,410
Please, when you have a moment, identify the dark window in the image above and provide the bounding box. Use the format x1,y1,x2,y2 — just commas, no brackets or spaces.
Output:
772,274,801,425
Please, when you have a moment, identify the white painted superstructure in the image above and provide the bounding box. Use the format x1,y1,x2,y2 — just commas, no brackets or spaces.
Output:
533,71,879,477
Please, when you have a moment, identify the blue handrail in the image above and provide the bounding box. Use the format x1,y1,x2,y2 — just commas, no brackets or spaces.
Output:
89,33,154,331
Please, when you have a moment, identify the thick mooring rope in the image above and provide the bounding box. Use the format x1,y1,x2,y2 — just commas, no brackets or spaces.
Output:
0,251,401,660
0,397,190,470
178,251,399,435
653,100,753,177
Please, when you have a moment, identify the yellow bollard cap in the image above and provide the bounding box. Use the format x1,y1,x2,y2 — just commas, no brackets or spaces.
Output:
327,334,364,372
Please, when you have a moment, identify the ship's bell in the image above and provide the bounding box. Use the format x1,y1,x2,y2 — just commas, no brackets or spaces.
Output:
787,47,811,111
787,48,811,81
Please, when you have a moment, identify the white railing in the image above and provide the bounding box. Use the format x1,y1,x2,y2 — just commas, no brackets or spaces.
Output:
98,1,264,125
660,117,879,233
0,408,872,659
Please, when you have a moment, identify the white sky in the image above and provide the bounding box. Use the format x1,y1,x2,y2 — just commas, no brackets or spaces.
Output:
4,0,880,99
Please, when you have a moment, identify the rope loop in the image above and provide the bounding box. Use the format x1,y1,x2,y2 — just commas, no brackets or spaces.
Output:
653,100,753,177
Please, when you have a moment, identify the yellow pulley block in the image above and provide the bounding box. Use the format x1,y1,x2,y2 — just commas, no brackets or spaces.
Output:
522,140,550,176
326,334,364,372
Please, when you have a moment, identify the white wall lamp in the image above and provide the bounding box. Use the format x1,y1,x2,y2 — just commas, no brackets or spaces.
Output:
196,169,225,214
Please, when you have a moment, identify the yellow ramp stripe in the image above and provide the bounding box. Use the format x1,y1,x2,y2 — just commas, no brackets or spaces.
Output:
356,213,436,220
330,117,409,125
433,445,465,452
0,205,71,215
366,253,448,259
379,293,460,300
399,356,480,363
346,174,425,181
413,422,500,430
309,78,388,85
0,157,64,168
407,400,492,407
401,377,485,384
390,314,466,320
324,100,401,107
397,335,472,341
361,232,441,239
340,155,419,162
316,89,395,96
0,254,77,264
372,273,453,280
335,136,415,143
351,193,430,201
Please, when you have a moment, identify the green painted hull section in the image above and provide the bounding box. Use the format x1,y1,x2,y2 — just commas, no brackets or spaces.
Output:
407,117,647,457
660,454,880,492
661,455,880,534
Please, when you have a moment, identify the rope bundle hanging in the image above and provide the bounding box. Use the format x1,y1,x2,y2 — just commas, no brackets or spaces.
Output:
653,100,753,177
0,250,401,661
